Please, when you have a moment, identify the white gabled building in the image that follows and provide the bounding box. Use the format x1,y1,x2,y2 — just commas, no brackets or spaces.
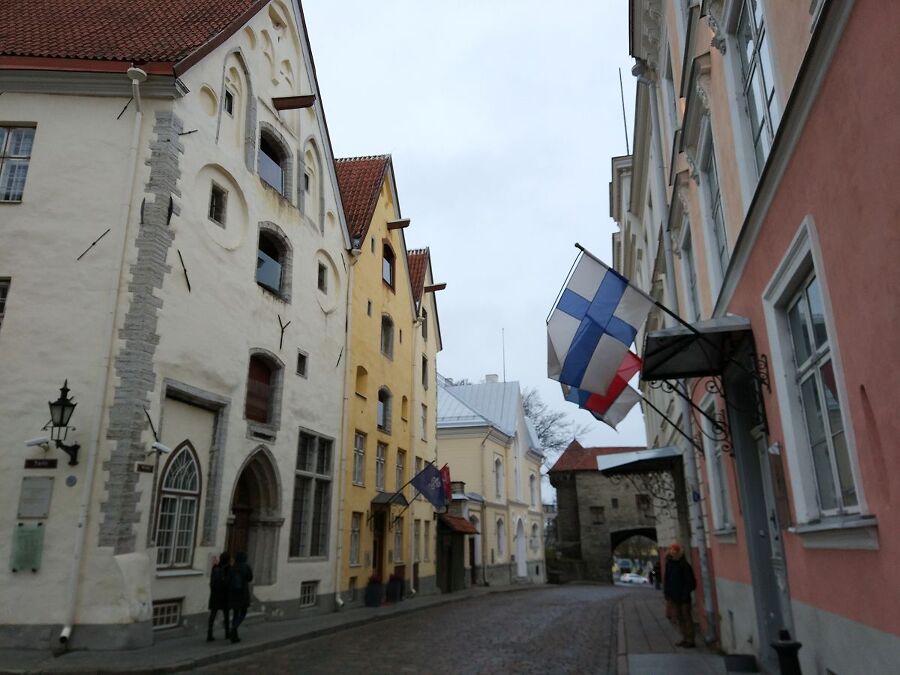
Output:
0,0,352,650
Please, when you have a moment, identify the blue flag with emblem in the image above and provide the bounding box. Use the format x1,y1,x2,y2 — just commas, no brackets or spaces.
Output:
410,463,446,509
547,250,652,396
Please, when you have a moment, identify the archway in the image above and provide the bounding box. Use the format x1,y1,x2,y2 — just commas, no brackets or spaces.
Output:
611,527,657,580
515,519,527,578
226,447,283,586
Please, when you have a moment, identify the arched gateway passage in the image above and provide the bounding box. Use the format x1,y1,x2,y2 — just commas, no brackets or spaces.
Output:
226,447,283,586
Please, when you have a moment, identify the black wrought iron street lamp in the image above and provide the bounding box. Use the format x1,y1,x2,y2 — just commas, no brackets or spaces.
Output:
48,380,80,465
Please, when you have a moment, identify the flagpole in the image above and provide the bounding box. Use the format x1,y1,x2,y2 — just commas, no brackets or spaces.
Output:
637,392,704,455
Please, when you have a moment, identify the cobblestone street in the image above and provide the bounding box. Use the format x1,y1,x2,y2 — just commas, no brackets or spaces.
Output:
192,585,633,675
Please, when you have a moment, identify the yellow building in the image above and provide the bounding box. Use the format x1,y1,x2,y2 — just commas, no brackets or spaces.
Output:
334,156,442,604
437,377,546,587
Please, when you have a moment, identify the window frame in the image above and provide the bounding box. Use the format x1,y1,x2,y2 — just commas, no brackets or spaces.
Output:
395,449,406,493
0,125,36,203
695,127,730,298
0,278,9,333
353,431,366,486
393,516,404,563
208,182,228,227
256,223,292,302
380,315,394,359
420,404,427,441
288,431,333,559
377,388,392,433
763,217,864,524
258,127,291,197
299,580,319,608
296,349,308,378
244,351,284,434
317,262,328,293
700,395,734,532
495,457,504,499
382,243,395,289
375,442,387,492
424,521,431,561
350,512,362,565
678,220,703,321
496,518,505,558
154,443,202,570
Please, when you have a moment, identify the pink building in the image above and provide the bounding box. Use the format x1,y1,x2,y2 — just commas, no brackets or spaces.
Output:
612,1,900,671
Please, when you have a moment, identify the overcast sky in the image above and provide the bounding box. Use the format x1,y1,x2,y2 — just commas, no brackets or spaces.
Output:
304,1,646,456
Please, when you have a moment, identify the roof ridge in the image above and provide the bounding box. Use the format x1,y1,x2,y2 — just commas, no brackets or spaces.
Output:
335,154,392,163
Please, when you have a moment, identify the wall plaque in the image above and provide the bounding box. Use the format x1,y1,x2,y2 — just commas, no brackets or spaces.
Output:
17,477,54,519
10,523,45,573
24,458,58,470
135,463,155,474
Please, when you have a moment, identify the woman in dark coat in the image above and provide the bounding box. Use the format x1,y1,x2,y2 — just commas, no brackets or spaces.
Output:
207,552,231,642
227,551,253,643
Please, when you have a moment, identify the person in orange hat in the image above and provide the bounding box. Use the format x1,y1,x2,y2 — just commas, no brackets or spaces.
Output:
663,543,697,648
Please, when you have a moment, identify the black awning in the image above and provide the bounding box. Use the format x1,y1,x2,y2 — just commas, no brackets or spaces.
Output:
641,316,752,381
370,492,409,507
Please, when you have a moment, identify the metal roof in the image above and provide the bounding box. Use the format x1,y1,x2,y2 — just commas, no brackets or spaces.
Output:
437,386,490,428
442,381,520,436
596,447,681,475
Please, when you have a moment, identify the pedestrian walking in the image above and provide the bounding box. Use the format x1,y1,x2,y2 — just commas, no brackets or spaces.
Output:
663,543,697,648
228,551,253,643
206,552,231,642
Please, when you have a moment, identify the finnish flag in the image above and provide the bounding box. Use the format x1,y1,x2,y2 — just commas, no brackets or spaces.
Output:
547,253,651,396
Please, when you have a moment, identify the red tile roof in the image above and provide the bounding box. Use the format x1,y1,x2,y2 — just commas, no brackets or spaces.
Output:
0,0,263,68
334,155,391,242
407,248,429,304
440,514,479,535
548,440,646,473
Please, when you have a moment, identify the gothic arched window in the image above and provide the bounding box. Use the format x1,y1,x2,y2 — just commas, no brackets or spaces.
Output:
155,443,201,569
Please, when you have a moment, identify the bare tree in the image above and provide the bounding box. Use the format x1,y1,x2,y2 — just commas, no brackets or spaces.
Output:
522,387,590,470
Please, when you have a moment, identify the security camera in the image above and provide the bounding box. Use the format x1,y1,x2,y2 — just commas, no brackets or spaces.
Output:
151,441,172,455
25,437,51,449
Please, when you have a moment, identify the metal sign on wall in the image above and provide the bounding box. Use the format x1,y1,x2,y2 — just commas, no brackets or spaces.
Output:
10,523,45,573
17,477,54,519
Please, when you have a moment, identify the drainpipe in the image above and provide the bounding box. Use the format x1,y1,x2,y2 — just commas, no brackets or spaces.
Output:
59,67,147,647
333,247,360,610
633,58,717,645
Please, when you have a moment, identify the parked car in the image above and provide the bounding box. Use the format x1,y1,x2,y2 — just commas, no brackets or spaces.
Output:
619,573,649,585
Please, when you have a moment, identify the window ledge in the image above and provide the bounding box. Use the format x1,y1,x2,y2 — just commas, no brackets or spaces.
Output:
789,514,879,550
713,527,737,544
156,569,204,578
246,422,278,443
355,392,367,400
349,563,362,568
287,556,329,563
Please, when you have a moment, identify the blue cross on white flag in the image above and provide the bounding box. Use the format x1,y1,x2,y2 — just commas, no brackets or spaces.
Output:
547,251,652,396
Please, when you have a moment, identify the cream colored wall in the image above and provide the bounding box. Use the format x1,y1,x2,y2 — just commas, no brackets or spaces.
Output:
339,173,417,591
0,0,350,630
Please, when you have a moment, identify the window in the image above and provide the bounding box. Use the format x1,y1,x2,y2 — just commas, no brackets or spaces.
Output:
495,458,504,499
401,396,409,421
396,449,406,492
350,512,362,565
590,506,605,524
703,144,729,287
367,300,372,317
152,600,182,630
377,388,392,433
414,519,421,562
223,89,235,116
0,126,35,202
296,350,308,378
155,444,201,569
353,432,366,486
258,129,287,195
257,230,287,296
681,226,702,321
736,0,776,175
701,399,733,530
0,279,9,332
393,517,403,563
421,309,428,341
375,442,387,492
304,172,311,192
421,356,428,389
496,518,505,558
245,354,279,424
300,581,318,608
317,262,328,293
289,432,333,557
382,244,395,287
529,474,536,506
355,366,368,397
414,456,423,500
636,494,653,514
611,498,619,509
420,404,427,441
424,521,431,561
208,183,227,226
380,316,394,358
788,273,857,513
531,523,540,551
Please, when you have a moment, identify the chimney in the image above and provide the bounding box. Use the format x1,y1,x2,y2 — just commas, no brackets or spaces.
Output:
485,374,499,383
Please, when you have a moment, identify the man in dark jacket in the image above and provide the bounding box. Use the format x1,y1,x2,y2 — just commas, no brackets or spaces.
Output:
663,543,697,648
207,552,230,642
227,551,253,643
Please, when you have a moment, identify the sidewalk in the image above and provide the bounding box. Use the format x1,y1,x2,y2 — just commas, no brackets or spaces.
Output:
0,584,532,674
616,588,730,675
